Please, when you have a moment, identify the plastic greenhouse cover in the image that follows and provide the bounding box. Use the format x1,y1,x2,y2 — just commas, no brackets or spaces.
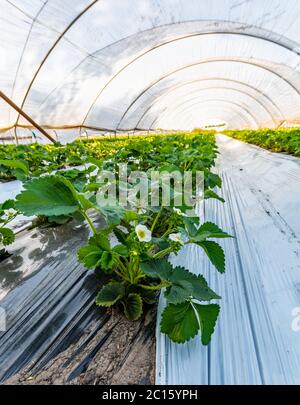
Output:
1,0,300,142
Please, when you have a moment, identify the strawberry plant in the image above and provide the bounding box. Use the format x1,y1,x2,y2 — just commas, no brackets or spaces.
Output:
0,200,18,259
12,132,232,345
0,131,217,181
224,128,300,156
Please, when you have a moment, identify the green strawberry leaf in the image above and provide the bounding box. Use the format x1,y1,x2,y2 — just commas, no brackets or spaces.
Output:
123,210,139,222
192,222,232,242
57,175,95,211
96,281,125,307
141,261,220,301
1,199,16,210
169,266,221,301
182,216,198,237
16,176,80,217
205,172,222,189
140,289,158,305
160,301,199,343
204,189,225,203
92,233,110,251
48,215,72,225
159,164,181,173
0,227,15,246
140,259,173,279
99,251,114,270
98,204,125,226
0,159,29,175
86,156,103,169
193,303,220,345
164,280,194,304
112,244,129,257
198,241,225,273
76,193,96,212
77,244,103,269
160,301,220,344
122,293,143,321
77,234,112,269
113,228,128,245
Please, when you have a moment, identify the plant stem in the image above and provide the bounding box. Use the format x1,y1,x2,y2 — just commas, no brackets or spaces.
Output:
151,207,163,232
81,211,97,234
185,159,194,171
128,256,134,283
139,280,170,290
115,257,128,274
151,246,173,259
114,267,131,283
161,227,175,238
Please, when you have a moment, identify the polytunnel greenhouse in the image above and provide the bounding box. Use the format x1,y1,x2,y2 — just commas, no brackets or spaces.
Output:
0,0,300,390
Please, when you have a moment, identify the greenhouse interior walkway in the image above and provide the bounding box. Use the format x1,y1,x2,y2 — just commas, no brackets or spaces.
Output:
157,134,300,385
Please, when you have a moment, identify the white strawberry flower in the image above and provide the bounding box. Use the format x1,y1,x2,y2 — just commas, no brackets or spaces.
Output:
173,207,187,217
4,208,16,216
169,233,185,244
135,224,152,242
3,208,17,221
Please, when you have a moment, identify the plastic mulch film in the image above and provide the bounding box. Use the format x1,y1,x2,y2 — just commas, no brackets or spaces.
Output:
156,135,300,384
0,215,102,382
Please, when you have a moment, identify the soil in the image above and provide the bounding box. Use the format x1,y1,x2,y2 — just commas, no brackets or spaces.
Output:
4,309,156,385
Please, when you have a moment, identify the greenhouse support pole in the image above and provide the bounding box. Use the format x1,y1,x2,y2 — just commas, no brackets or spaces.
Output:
0,90,56,144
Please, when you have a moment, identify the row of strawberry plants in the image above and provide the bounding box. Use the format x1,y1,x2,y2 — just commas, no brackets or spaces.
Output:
223,128,300,156
0,137,137,181
1,132,231,345
2,133,200,251
0,131,216,181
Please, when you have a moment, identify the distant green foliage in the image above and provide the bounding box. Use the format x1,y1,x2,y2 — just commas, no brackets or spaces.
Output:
0,131,215,181
0,200,18,255
224,128,300,156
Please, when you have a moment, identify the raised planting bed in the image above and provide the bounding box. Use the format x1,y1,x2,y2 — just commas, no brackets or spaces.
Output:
0,215,155,384
223,128,300,156
0,131,231,383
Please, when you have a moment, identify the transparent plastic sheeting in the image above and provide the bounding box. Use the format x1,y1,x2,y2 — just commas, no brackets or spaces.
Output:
157,135,300,384
1,0,300,141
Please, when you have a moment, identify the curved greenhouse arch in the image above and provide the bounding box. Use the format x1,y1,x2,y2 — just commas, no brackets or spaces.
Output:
109,58,299,131
81,33,300,130
139,87,274,130
131,79,284,130
81,30,300,127
149,98,260,129
155,105,251,129
1,0,300,139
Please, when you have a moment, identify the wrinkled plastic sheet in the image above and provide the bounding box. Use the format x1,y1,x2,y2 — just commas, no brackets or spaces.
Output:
156,135,300,384
0,214,108,382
